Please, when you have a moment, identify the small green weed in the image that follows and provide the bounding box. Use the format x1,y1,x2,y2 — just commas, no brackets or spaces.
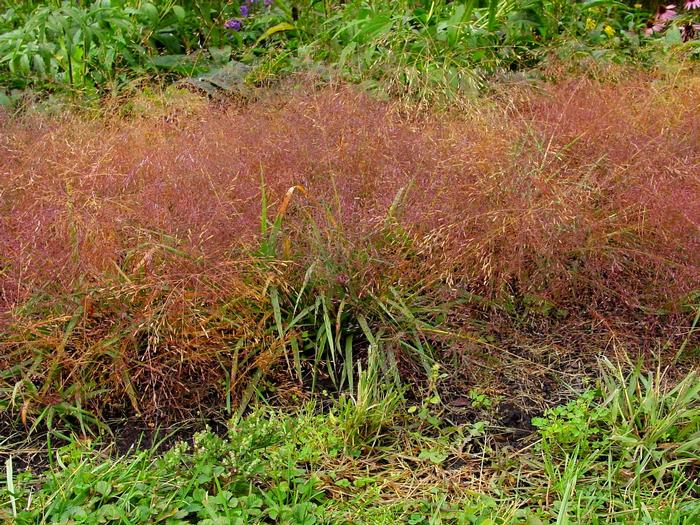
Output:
532,389,610,450
528,360,700,523
468,388,502,410
2,363,699,524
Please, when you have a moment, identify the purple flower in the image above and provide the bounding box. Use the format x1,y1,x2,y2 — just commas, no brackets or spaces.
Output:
658,4,677,21
224,18,242,31
643,4,680,36
264,0,272,7
240,4,249,17
644,20,665,35
685,0,700,9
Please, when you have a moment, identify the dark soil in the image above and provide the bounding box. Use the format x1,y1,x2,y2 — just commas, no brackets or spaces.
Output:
111,416,228,457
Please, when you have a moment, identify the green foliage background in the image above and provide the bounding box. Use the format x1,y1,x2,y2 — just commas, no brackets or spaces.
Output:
1,0,684,102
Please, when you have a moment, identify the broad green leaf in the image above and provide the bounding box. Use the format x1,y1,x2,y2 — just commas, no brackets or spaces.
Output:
140,2,159,23
665,26,682,46
18,54,30,74
32,54,45,75
172,5,186,21
354,14,393,44
254,22,296,46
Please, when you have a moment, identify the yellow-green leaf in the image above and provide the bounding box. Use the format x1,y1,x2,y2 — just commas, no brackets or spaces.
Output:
254,22,296,46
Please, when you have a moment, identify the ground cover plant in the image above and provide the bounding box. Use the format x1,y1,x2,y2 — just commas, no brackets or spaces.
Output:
1,361,699,523
1,1,700,524
1,0,700,105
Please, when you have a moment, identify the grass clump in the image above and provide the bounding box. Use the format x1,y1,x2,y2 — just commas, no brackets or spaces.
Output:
2,76,699,427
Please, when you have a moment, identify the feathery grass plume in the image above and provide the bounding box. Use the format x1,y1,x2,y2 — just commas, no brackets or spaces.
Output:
1,76,699,422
